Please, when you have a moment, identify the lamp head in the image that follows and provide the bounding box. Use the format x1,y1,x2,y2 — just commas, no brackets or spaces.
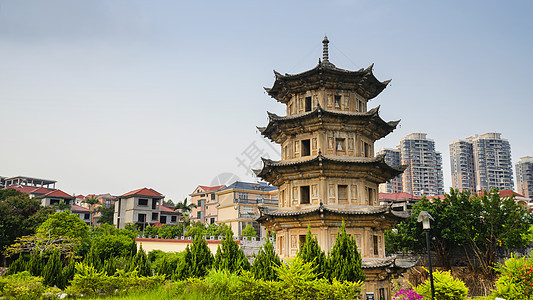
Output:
417,211,434,230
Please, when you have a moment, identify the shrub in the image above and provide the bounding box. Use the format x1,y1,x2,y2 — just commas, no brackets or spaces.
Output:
414,269,468,300
0,271,46,300
393,289,424,300
298,226,327,279
42,250,63,288
491,253,533,300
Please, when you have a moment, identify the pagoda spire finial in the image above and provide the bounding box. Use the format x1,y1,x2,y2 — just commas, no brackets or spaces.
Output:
322,35,329,61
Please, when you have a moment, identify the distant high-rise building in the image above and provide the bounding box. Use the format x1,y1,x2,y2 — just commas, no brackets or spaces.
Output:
399,133,444,197
516,156,533,198
450,133,514,193
377,148,403,193
449,140,475,191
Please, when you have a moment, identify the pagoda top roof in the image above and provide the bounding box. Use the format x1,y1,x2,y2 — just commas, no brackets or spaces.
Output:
265,60,391,103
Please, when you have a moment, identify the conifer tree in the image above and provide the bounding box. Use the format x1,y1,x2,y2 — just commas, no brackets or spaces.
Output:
297,225,327,279
6,254,28,275
103,256,117,276
327,220,365,282
251,232,281,281
42,250,63,287
189,234,214,277
213,231,250,273
28,251,44,276
131,245,152,276
61,258,76,289
158,256,173,279
173,245,192,280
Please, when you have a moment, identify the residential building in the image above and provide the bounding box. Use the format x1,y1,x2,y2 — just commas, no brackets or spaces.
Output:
377,148,403,193
216,181,278,237
160,202,181,225
39,189,75,207
114,187,165,229
189,185,226,225
379,192,419,212
450,133,514,193
80,193,117,225
71,204,91,225
399,133,444,197
516,156,533,198
3,176,56,189
449,140,475,191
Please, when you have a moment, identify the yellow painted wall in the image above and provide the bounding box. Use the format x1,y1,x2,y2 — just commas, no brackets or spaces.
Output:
136,238,221,254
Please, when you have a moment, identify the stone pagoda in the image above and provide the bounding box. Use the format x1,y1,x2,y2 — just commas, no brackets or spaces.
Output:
255,37,408,299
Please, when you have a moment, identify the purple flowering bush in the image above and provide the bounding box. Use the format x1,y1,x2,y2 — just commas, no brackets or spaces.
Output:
393,289,424,300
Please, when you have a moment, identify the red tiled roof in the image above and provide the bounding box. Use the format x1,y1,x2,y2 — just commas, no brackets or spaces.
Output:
76,195,85,199
121,187,163,198
43,189,75,199
499,190,524,198
379,192,419,200
5,185,54,195
198,185,226,192
71,204,90,212
160,205,177,213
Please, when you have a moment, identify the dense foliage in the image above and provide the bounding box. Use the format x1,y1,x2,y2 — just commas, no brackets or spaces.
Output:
0,189,53,262
414,269,469,300
387,189,532,275
491,253,533,299
251,232,281,281
214,232,250,272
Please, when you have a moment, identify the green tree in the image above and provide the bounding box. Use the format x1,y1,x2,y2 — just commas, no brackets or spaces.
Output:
82,195,100,226
242,224,257,240
327,221,365,282
175,235,213,279
213,231,250,273
52,199,71,212
298,226,327,279
96,205,115,225
0,189,53,262
37,211,90,245
130,245,151,277
185,221,206,238
251,232,281,281
42,250,63,288
174,198,197,214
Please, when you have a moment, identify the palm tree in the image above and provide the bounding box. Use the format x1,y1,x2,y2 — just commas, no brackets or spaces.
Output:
52,200,71,212
174,198,197,214
82,195,100,226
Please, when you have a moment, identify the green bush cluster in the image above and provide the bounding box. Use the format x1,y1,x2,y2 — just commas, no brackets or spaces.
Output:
489,253,533,300
414,269,468,300
0,271,47,300
66,263,165,297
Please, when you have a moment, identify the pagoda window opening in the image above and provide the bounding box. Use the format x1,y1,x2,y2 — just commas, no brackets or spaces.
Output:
299,234,306,247
338,185,348,204
301,139,311,156
362,141,371,157
300,186,310,204
358,100,364,112
336,138,345,152
305,97,312,112
373,235,379,255
334,95,341,108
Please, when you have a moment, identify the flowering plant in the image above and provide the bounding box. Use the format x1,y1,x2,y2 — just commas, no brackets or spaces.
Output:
393,289,424,300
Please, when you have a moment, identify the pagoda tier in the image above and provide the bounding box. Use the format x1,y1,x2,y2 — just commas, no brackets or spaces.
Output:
254,153,406,186
257,105,400,144
265,61,391,104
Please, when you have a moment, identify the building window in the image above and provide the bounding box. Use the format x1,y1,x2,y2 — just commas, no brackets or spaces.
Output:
84,213,90,220
210,217,215,224
198,200,204,207
160,216,167,224
373,235,379,255
152,199,158,209
300,186,310,204
171,216,177,223
138,213,146,223
138,198,148,206
358,100,364,112
362,141,371,157
50,199,60,205
336,138,345,151
152,213,158,221
334,95,341,108
301,139,311,156
211,194,215,200
197,211,202,219
239,192,248,200
305,97,312,112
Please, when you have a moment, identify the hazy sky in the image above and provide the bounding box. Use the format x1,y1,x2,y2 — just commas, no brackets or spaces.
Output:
1,1,532,202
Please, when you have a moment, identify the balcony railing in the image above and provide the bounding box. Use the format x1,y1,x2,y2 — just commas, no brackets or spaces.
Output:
234,198,278,205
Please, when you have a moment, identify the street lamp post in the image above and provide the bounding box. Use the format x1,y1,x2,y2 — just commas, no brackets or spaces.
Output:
418,211,435,300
